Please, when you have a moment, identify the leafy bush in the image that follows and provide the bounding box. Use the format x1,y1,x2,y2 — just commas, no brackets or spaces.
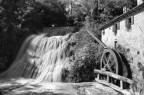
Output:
65,54,100,82
64,30,103,82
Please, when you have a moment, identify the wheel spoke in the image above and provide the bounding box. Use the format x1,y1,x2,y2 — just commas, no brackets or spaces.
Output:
106,54,113,72
101,49,120,74
102,54,112,72
102,55,107,66
106,64,113,72
107,54,112,64
103,56,108,69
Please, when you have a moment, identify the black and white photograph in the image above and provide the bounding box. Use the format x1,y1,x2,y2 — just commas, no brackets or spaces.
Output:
0,0,144,95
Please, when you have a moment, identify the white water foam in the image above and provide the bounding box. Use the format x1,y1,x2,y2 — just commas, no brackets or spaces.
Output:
0,33,73,82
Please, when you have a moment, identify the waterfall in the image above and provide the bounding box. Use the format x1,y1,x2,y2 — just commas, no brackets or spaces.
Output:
0,33,73,82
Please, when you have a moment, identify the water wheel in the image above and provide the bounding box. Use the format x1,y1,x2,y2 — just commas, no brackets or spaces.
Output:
100,49,123,83
100,49,122,74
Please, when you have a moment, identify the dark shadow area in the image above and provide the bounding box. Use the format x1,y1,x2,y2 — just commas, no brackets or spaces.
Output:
0,28,35,73
116,44,132,79
0,36,39,79
119,53,132,89
119,53,132,79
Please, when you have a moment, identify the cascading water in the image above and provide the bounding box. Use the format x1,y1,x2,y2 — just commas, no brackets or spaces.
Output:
0,33,73,82
0,32,120,95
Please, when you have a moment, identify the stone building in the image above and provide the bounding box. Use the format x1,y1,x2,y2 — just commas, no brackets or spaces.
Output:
99,0,144,93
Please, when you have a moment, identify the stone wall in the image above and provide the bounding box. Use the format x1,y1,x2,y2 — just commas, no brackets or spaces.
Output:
101,9,144,94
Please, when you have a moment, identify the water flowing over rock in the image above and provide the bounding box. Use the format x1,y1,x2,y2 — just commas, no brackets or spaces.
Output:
0,31,123,95
0,33,73,82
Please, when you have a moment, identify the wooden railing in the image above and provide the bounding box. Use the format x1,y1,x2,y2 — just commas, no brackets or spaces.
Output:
94,69,134,95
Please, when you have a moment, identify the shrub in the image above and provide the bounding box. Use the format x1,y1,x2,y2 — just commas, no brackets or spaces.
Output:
64,30,103,82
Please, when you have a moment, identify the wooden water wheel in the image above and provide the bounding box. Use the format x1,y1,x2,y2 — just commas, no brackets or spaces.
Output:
100,49,123,83
86,30,133,94
100,49,122,74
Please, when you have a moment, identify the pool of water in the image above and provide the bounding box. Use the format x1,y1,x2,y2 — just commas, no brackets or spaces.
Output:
0,78,123,95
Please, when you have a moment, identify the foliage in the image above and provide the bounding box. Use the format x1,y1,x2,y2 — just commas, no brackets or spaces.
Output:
0,0,68,30
61,0,138,83
0,0,139,77
0,0,69,72
65,56,98,82
93,0,125,24
127,0,137,8
0,0,34,71
41,0,67,26
60,0,126,26
84,16,101,37
64,30,103,82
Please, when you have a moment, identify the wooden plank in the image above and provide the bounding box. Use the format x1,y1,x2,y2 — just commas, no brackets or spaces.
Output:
120,81,123,89
107,75,109,82
97,74,100,79
86,30,107,48
95,78,132,95
94,69,133,84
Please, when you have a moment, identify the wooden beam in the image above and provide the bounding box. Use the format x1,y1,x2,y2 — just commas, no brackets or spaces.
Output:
107,75,109,82
97,73,100,79
94,69,133,84
95,78,133,95
120,81,123,89
86,30,107,48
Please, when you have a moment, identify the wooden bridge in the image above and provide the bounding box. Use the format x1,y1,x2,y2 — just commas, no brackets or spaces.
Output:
94,69,133,95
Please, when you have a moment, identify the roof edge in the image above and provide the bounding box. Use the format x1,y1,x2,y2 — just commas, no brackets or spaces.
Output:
99,3,144,30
